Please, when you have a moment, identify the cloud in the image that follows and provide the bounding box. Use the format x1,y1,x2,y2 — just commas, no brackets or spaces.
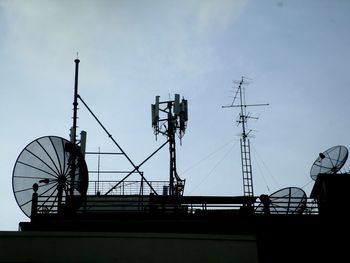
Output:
195,0,249,34
0,0,250,84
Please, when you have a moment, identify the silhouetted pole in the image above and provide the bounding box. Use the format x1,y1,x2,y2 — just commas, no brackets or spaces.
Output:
72,58,80,146
70,58,80,197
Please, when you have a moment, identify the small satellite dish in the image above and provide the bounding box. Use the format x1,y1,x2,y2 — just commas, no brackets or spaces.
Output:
12,136,88,218
256,187,307,215
310,145,348,181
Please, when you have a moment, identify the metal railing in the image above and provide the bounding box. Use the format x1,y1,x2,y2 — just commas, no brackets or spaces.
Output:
32,194,319,216
87,180,170,195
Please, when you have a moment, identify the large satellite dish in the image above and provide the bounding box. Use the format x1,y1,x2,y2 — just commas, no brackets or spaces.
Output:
12,136,88,218
256,187,307,215
310,145,348,181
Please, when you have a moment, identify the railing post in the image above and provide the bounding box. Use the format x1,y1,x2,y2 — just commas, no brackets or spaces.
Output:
31,183,39,218
259,194,271,215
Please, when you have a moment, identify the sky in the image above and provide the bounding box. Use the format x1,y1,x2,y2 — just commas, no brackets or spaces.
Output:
1,0,350,230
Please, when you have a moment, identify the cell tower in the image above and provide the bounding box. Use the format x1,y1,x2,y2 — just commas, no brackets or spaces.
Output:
151,94,188,196
222,77,268,197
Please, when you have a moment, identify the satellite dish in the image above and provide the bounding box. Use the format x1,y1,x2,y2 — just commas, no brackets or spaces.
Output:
310,145,348,181
12,136,88,218
256,187,307,215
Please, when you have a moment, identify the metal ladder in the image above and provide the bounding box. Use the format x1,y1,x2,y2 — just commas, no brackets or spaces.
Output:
240,138,254,197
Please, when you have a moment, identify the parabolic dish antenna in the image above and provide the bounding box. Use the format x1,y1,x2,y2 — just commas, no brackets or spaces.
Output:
310,145,348,181
256,187,307,215
12,136,88,218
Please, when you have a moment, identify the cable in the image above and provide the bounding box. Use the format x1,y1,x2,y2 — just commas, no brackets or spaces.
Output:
251,145,280,189
188,141,238,194
179,138,237,176
300,179,313,190
251,150,271,194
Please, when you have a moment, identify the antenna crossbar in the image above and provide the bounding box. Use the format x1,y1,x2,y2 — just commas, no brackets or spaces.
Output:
222,103,269,108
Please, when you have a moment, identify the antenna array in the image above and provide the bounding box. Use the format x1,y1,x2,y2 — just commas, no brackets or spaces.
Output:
151,94,188,196
223,77,268,197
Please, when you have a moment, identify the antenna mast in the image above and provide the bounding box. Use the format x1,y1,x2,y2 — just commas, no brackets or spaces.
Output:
151,94,188,196
222,77,268,197
69,58,80,200
72,58,80,145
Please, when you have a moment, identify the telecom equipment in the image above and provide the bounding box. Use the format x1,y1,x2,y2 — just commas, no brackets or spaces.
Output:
152,94,188,196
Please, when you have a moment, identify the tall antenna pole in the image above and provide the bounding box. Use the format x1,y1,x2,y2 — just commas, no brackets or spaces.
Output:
222,77,268,197
70,58,80,198
72,58,80,146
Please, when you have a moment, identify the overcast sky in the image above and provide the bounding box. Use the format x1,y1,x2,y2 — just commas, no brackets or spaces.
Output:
1,0,350,230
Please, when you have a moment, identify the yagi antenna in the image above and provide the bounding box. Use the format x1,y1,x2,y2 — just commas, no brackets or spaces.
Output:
222,76,269,197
